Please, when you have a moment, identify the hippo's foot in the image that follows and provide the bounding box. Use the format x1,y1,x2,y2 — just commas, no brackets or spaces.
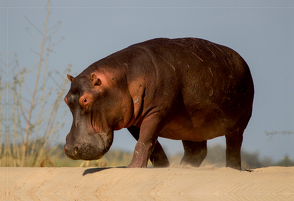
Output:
180,140,207,167
150,142,170,167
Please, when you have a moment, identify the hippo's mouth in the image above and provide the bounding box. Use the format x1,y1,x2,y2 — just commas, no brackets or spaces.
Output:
64,100,114,161
64,112,114,161
64,133,109,161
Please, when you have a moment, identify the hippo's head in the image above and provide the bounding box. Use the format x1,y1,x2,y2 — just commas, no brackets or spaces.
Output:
63,70,133,160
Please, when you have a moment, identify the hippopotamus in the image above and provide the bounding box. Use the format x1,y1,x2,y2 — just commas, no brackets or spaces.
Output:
63,38,254,170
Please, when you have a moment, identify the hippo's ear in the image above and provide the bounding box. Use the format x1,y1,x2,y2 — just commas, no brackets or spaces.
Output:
90,73,102,86
67,74,74,82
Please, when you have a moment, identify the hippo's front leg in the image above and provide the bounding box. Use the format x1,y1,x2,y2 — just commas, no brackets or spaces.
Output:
128,126,170,167
128,114,165,168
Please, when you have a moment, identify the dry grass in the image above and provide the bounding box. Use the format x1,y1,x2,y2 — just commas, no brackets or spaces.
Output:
2,0,71,167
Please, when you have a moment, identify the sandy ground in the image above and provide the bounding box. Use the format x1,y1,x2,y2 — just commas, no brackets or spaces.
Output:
0,166,293,201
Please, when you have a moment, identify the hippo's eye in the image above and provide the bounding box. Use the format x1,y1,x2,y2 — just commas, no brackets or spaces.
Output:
79,93,93,111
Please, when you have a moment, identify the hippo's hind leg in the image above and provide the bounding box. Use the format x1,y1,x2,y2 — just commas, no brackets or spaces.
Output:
127,126,170,167
180,140,207,167
225,129,244,170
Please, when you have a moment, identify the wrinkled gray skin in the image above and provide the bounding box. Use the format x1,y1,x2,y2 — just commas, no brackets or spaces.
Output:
64,38,254,169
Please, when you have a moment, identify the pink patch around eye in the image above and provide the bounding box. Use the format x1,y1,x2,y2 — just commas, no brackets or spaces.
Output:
79,92,94,111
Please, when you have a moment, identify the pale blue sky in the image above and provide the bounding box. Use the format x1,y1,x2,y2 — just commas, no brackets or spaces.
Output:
1,0,294,162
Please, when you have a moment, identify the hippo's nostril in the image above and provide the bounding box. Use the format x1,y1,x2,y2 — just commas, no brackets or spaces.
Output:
74,146,78,153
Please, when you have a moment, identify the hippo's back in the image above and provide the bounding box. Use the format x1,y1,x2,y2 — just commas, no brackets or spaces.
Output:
131,38,254,140
136,37,253,113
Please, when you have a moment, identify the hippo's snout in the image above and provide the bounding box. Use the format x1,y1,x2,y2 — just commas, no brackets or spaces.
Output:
64,130,114,161
63,142,104,160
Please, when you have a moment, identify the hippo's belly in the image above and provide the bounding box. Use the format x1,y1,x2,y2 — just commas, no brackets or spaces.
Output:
159,110,233,142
